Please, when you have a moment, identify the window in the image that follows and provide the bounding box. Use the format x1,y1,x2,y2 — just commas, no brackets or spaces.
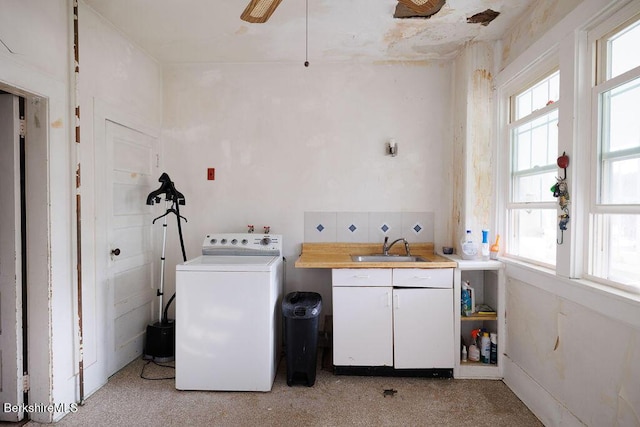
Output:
589,15,640,290
506,71,560,266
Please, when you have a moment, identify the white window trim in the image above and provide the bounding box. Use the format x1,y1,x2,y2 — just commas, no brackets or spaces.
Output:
496,0,640,295
496,53,560,269
583,2,640,292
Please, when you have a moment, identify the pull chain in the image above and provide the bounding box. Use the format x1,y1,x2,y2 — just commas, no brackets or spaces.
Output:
304,0,309,67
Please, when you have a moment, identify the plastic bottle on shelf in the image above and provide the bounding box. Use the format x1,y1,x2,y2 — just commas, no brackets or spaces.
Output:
468,343,480,362
461,345,467,362
480,332,491,364
460,230,478,260
463,281,475,315
461,281,472,316
490,235,500,260
481,229,490,261
490,333,498,365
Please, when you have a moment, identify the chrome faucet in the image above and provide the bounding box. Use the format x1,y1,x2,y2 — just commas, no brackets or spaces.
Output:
382,236,411,256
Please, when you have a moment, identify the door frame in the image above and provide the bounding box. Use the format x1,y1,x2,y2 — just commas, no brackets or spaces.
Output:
0,86,53,422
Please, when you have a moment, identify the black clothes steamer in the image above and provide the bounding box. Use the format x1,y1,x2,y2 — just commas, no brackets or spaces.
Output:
143,173,187,362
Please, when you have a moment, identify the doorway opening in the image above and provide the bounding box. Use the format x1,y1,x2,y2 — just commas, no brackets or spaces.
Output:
0,85,51,423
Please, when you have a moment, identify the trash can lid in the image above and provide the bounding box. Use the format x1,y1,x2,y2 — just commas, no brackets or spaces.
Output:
282,292,322,318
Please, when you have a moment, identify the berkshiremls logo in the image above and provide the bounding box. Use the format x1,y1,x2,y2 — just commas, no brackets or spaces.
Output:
3,402,78,414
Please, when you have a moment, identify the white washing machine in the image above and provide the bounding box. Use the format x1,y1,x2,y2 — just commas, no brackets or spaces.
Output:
175,233,283,391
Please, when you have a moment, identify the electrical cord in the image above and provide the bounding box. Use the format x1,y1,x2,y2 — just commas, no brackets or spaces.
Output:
140,359,175,381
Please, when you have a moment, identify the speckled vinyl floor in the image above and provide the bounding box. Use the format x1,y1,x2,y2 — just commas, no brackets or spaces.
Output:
24,355,543,427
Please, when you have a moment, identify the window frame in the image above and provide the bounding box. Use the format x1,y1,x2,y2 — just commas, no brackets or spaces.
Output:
504,68,561,268
586,7,640,292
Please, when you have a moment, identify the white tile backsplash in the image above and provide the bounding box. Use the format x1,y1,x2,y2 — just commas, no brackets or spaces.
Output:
304,212,337,242
368,212,402,242
304,211,434,243
401,212,434,243
336,212,370,243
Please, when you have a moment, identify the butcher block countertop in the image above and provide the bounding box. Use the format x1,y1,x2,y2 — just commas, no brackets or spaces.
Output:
294,242,456,269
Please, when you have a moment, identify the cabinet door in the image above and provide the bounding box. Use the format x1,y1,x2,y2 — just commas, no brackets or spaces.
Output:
393,288,454,369
332,286,393,366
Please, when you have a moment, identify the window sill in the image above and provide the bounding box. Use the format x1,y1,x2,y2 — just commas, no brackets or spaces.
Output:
500,256,640,330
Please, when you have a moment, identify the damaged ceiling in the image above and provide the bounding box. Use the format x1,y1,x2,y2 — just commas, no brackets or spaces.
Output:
83,0,536,64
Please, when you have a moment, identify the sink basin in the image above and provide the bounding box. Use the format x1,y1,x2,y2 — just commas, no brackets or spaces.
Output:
350,255,429,263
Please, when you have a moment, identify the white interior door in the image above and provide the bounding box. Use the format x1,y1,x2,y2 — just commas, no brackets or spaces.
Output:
0,94,24,421
102,120,158,376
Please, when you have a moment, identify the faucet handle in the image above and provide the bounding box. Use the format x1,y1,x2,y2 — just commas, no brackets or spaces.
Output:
404,240,412,256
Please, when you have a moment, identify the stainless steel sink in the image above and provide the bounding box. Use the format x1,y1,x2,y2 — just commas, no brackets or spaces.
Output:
350,254,429,263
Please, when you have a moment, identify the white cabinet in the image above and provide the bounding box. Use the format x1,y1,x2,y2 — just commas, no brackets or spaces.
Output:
332,268,454,374
449,256,505,379
332,286,393,366
393,288,454,369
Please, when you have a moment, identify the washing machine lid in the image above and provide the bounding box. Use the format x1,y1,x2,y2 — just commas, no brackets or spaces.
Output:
176,255,281,272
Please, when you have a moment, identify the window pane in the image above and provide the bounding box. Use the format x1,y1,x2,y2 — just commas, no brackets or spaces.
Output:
603,78,640,152
513,171,558,203
599,77,640,204
591,214,640,289
512,110,558,171
510,209,557,265
602,157,640,204
609,19,640,79
514,71,560,120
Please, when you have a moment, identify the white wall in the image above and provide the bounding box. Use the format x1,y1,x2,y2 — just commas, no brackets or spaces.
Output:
160,61,454,317
1,1,163,421
495,0,640,425
78,0,163,398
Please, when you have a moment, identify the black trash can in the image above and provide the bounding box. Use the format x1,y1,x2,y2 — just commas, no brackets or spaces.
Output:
282,291,322,387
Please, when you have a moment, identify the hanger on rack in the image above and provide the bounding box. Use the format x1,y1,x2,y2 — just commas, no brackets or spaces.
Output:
146,172,185,206
152,208,187,224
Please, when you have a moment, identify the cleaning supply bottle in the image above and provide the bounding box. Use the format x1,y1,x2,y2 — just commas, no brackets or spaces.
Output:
461,281,472,316
464,281,475,315
481,229,490,261
460,229,477,260
490,234,500,260
461,344,467,362
480,332,491,364
490,333,498,365
468,343,480,362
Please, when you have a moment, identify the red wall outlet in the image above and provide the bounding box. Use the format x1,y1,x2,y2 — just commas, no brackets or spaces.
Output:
207,168,215,180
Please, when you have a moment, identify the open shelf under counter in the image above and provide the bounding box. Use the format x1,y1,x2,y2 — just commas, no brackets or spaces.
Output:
460,313,497,321
441,252,506,380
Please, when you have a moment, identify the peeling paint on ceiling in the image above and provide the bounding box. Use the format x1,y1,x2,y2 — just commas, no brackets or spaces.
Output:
83,0,536,64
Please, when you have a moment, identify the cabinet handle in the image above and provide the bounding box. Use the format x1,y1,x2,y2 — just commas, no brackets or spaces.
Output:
386,292,392,307
413,276,431,280
353,275,371,279
394,294,399,309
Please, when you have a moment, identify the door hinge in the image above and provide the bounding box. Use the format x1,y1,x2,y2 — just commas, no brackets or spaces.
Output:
19,118,26,137
22,374,30,392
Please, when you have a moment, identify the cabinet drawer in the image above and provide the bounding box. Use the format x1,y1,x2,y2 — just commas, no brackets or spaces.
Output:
332,269,392,287
392,268,453,288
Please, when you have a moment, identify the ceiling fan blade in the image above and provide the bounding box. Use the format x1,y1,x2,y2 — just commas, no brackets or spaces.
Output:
396,0,446,15
241,0,284,24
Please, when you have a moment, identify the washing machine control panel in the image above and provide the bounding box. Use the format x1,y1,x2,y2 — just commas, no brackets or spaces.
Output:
202,233,282,256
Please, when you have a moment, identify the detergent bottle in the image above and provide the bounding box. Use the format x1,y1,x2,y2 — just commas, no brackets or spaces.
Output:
460,230,477,260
